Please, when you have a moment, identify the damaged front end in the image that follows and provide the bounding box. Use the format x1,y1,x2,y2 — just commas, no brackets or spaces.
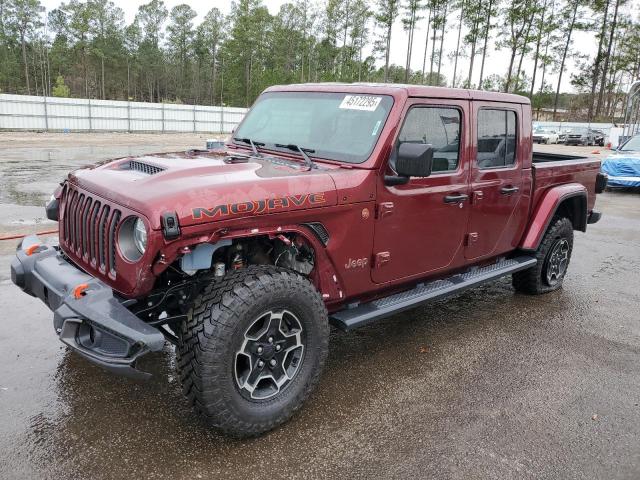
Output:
11,236,165,380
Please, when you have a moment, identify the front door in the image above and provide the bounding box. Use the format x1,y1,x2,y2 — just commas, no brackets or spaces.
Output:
465,104,527,260
372,99,471,284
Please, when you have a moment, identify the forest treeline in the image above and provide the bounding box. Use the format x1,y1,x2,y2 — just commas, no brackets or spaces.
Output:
0,0,638,121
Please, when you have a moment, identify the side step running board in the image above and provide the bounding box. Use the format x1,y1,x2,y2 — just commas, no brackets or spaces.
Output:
330,256,537,331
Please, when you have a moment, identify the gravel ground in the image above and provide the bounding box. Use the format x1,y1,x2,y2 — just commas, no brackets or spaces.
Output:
0,134,638,480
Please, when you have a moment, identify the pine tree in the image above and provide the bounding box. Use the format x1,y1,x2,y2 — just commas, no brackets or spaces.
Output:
198,8,225,104
9,0,44,94
52,73,70,96
375,0,400,82
402,0,424,82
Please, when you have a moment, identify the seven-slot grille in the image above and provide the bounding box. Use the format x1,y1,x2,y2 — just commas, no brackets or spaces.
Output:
60,185,122,277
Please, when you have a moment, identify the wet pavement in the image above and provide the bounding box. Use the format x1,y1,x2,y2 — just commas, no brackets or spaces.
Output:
0,132,214,237
0,136,639,479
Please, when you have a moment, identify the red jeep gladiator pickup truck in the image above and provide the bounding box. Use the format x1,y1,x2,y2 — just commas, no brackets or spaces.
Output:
11,83,606,437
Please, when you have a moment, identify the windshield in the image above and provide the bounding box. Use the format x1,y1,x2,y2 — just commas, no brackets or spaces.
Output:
568,127,588,134
233,91,394,164
620,136,640,151
534,128,553,133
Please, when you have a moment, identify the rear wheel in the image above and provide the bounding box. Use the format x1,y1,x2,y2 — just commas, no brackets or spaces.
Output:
513,216,574,294
176,265,329,437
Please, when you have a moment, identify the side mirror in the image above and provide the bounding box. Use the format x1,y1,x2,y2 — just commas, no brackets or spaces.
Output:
385,143,434,186
396,143,434,177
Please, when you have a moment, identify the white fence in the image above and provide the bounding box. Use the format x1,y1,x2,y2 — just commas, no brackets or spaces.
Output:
533,121,615,135
0,94,248,133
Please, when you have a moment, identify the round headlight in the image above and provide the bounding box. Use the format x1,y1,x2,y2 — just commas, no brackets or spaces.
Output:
118,216,147,262
133,217,147,254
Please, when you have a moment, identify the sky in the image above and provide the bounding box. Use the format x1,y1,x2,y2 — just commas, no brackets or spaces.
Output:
38,0,638,94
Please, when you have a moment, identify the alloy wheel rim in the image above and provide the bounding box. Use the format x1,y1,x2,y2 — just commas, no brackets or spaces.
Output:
234,310,305,400
545,238,569,286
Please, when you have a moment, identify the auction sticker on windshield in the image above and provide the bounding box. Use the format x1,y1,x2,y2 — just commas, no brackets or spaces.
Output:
339,95,382,111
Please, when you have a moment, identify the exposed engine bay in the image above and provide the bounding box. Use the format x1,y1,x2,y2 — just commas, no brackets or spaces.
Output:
132,233,315,340
180,234,315,277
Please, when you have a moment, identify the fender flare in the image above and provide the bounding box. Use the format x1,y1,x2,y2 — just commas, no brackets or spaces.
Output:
519,183,588,251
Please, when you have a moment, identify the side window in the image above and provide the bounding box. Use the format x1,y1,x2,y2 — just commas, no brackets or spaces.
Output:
477,109,517,169
397,107,461,173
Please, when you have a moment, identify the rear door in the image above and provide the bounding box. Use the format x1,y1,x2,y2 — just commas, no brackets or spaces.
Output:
465,103,528,260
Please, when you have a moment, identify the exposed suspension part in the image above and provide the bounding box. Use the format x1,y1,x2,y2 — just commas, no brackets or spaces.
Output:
139,233,317,339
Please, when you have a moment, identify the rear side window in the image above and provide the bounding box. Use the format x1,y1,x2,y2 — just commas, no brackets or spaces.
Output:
477,109,517,169
397,106,461,172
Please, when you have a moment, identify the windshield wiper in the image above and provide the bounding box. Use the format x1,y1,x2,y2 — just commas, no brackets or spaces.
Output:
275,143,315,170
233,137,264,157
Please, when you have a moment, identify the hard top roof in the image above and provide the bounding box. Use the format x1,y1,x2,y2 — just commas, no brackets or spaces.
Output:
264,82,530,105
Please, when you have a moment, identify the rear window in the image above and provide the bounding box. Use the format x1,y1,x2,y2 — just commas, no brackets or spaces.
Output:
477,109,517,169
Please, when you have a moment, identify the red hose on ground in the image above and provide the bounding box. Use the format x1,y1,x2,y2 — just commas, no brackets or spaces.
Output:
0,229,59,241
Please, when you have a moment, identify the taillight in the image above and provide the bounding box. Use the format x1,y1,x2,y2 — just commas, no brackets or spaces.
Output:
595,173,607,194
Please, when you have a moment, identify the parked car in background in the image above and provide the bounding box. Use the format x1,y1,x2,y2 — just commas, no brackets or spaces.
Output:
558,129,569,143
565,127,596,146
601,135,640,187
532,127,559,144
616,135,640,152
592,130,606,147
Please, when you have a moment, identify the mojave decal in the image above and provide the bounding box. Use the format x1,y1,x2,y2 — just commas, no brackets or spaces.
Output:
192,193,327,220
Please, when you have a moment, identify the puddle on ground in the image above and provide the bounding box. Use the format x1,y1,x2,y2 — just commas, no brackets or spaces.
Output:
0,145,196,208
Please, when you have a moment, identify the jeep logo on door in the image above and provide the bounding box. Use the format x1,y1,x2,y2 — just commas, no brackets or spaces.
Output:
345,257,368,270
192,193,326,220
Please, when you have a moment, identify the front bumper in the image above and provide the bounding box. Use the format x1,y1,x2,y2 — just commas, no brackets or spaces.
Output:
11,235,165,379
605,175,640,187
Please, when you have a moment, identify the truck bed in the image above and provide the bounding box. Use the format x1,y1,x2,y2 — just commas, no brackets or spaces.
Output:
531,151,601,213
532,151,590,163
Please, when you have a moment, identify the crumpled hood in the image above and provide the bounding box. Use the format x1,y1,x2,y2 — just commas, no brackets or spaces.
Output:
69,150,338,230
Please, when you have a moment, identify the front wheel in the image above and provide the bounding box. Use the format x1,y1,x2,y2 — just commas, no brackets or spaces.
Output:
176,266,329,437
513,216,574,294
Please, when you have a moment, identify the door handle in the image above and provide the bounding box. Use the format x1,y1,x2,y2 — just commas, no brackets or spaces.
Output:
443,193,469,204
500,186,519,195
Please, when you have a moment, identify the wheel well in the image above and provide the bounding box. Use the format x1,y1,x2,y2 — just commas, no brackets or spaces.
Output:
141,233,318,326
554,194,587,232
174,233,317,279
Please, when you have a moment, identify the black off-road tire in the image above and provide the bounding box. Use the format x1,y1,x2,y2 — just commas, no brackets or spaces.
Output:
176,265,329,438
512,216,574,294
